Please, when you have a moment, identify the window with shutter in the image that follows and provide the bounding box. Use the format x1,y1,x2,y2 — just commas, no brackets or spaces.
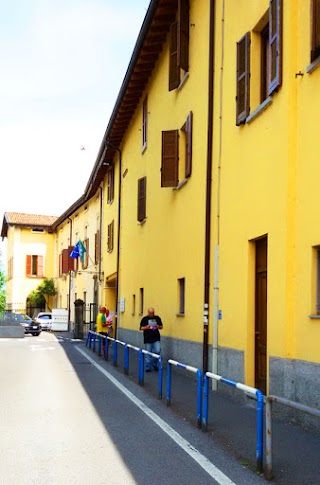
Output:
82,239,89,269
268,0,282,95
236,32,251,126
107,165,114,204
142,96,148,150
169,22,180,91
312,0,320,62
107,221,114,252
137,177,147,222
181,112,193,179
37,255,44,277
161,131,179,187
62,249,69,274
178,0,189,72
26,255,32,276
95,231,101,264
178,278,185,315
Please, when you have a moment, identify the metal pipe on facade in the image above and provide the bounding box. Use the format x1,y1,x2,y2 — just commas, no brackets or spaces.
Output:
99,186,103,282
203,0,216,374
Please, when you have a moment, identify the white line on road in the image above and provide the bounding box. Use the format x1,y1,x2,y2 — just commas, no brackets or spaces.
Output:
76,346,236,485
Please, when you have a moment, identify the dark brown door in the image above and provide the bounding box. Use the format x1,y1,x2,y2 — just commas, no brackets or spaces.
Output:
255,237,268,394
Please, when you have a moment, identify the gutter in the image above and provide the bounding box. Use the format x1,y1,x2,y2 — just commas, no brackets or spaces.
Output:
67,217,73,331
203,0,216,374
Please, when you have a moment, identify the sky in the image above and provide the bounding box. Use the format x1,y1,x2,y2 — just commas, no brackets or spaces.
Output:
0,0,150,268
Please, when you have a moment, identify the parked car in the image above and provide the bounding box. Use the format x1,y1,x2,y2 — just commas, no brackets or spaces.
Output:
18,314,42,336
34,312,52,331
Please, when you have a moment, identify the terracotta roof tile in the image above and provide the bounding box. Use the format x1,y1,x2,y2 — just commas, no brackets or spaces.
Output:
5,212,58,227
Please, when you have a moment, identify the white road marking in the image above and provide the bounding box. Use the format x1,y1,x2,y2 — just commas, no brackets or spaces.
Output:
76,346,236,485
0,339,9,342
29,345,56,352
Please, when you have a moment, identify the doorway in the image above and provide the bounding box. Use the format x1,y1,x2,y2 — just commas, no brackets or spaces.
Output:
255,236,268,394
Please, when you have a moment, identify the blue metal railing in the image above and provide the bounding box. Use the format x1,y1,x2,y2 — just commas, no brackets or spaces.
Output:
166,359,202,428
203,372,264,473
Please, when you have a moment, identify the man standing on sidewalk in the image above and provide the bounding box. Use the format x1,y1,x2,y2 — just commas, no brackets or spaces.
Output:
140,307,163,372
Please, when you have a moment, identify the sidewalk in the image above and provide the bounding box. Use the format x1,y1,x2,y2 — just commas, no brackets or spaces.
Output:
83,334,320,485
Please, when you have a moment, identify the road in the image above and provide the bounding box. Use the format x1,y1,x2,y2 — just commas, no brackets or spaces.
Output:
0,332,267,485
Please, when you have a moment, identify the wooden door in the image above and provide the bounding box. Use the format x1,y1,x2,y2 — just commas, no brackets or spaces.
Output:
255,237,268,394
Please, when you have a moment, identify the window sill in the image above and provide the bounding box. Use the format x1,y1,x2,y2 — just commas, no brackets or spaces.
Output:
137,218,147,225
308,314,320,319
142,143,147,154
176,313,185,317
178,71,189,91
246,96,273,124
173,178,188,191
306,56,320,74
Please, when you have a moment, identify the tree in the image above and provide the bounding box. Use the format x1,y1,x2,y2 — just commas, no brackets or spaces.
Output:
28,278,57,312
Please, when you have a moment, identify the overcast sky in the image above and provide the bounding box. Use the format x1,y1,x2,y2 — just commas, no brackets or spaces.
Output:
0,0,150,268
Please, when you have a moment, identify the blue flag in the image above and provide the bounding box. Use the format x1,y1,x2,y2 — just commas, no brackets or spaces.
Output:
70,240,87,261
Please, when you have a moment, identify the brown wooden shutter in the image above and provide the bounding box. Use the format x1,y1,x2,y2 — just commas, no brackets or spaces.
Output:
110,221,114,251
185,111,193,178
59,253,62,276
82,239,89,269
142,97,148,148
26,255,32,276
178,0,189,72
37,255,44,277
161,130,179,187
236,32,251,126
269,0,282,95
108,166,114,203
62,249,69,274
312,0,320,61
169,22,180,91
137,177,147,222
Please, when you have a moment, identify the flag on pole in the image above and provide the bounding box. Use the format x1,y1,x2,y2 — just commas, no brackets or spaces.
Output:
69,240,87,262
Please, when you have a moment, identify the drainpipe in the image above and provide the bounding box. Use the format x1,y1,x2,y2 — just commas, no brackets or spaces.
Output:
106,141,122,340
203,0,216,374
67,217,73,332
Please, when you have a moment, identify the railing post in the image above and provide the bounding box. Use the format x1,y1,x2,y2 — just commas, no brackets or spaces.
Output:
88,331,92,349
113,340,118,366
85,332,90,347
197,369,203,428
158,356,163,399
166,361,171,406
256,390,264,474
98,334,102,356
124,344,129,375
138,349,143,385
202,374,209,432
93,332,96,353
265,398,273,480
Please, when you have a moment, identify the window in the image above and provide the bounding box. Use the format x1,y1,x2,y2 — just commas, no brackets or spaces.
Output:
311,0,320,62
169,0,190,91
236,32,251,126
162,113,192,188
142,96,148,150
139,288,144,315
26,255,43,277
236,0,282,125
107,221,114,252
178,278,185,315
137,177,147,222
107,165,114,203
161,130,179,187
61,249,74,274
95,230,101,264
7,257,13,280
32,228,44,233
82,239,89,269
180,112,193,179
132,294,136,316
315,248,320,314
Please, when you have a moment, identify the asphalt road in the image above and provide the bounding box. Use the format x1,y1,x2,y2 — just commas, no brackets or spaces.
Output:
0,332,267,485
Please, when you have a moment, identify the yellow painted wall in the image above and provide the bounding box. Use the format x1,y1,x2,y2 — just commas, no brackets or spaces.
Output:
118,0,210,343
212,0,295,388
294,0,320,364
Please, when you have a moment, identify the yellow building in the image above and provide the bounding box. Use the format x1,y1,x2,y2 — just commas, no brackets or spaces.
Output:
212,0,320,408
3,0,320,410
1,212,57,314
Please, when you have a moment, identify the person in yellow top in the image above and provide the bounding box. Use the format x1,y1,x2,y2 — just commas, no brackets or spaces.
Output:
96,307,113,354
